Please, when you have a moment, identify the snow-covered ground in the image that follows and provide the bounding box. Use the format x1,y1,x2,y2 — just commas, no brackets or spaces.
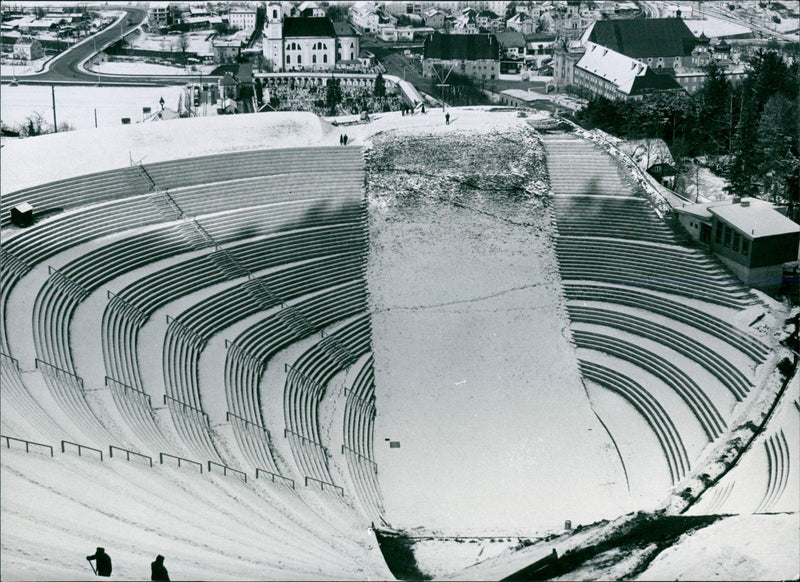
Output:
683,17,753,37
0,85,184,135
1,111,335,193
0,56,50,76
86,59,218,76
637,514,800,580
128,30,215,57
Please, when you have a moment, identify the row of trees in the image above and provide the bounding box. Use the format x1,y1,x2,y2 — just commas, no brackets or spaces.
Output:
574,50,799,202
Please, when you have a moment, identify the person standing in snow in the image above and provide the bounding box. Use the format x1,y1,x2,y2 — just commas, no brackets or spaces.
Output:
87,547,112,577
343,134,348,146
445,112,450,125
151,554,170,581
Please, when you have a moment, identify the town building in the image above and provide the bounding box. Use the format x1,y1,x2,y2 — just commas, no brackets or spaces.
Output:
582,17,698,72
228,7,258,31
476,9,503,31
506,12,536,35
496,30,526,59
552,38,585,91
423,8,446,29
213,38,244,64
12,36,43,60
297,1,326,17
148,4,174,28
499,88,550,107
422,32,500,81
675,198,800,294
262,5,360,71
572,41,684,101
349,4,379,33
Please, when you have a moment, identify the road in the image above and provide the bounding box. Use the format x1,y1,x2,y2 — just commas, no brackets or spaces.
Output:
1,6,219,87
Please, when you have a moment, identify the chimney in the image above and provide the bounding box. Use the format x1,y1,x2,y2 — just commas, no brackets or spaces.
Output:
732,196,741,204
740,200,750,207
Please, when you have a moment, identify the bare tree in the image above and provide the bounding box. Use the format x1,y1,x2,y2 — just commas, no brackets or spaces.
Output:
177,33,190,65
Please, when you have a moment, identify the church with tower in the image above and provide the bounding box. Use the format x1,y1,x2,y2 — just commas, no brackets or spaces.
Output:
262,2,360,71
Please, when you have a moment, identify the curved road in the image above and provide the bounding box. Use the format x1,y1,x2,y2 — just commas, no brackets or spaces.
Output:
1,6,219,87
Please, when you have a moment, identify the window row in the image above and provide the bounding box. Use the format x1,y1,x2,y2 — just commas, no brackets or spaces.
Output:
286,53,329,64
715,222,749,256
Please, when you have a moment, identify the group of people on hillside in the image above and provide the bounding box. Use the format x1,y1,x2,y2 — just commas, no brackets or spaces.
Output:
86,548,169,580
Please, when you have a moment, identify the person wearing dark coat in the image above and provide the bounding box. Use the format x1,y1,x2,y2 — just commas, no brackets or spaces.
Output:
87,547,112,577
343,134,348,146
151,554,170,581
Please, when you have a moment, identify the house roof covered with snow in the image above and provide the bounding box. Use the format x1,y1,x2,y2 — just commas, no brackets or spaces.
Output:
584,17,697,58
709,198,800,238
576,42,682,95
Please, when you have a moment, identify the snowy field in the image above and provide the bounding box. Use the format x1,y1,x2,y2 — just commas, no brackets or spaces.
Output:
129,30,216,57
86,59,218,76
0,85,184,133
0,56,49,76
683,17,753,37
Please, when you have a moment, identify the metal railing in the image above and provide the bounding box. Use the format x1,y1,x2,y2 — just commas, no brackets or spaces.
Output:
61,440,103,461
341,444,377,466
2,435,53,456
105,377,152,406
255,468,295,488
226,412,270,438
35,359,84,388
163,394,209,421
109,445,153,466
159,452,202,472
207,460,247,482
304,475,344,496
284,428,329,453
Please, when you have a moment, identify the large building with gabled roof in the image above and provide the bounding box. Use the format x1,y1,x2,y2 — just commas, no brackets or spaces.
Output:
572,41,683,101
422,32,500,81
262,3,360,71
582,17,697,71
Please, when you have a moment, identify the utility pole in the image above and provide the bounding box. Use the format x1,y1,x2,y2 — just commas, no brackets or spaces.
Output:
51,85,58,132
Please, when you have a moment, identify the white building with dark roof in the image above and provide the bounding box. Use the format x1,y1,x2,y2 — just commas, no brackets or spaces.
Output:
572,41,684,101
228,7,257,31
676,197,800,293
263,4,360,71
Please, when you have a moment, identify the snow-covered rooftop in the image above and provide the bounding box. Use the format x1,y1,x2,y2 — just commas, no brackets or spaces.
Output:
709,198,800,238
576,41,647,95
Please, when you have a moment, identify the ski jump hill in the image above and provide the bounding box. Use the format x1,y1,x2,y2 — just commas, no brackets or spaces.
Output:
0,110,797,580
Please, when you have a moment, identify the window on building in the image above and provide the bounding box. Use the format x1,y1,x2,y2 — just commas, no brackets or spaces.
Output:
724,225,732,247
732,231,740,252
286,55,291,63
715,224,723,244
297,54,302,64
323,53,327,63
741,238,749,256
313,54,317,63
272,9,278,18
